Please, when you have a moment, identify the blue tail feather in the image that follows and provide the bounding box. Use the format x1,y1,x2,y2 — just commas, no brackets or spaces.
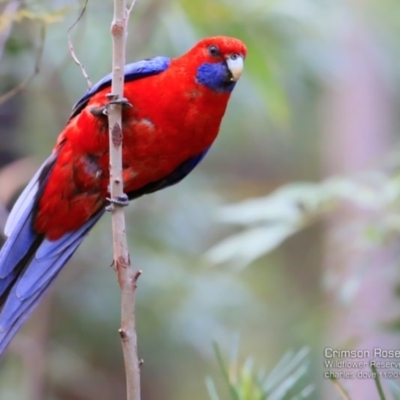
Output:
0,212,38,279
0,152,104,356
0,210,103,353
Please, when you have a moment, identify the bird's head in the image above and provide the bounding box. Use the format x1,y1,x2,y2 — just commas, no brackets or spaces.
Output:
182,36,247,93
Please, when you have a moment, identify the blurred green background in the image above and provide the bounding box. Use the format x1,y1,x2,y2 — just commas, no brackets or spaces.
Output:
1,0,400,399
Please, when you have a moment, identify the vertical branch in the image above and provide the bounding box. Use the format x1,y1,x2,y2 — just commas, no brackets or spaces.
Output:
108,2,140,400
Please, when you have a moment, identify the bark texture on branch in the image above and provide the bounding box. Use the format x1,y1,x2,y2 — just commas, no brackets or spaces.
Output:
108,2,140,400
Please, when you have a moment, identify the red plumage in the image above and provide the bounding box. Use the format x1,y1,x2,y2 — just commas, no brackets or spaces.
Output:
36,36,246,239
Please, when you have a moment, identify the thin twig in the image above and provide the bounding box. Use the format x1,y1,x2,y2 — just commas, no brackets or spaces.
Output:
67,0,91,89
108,1,140,400
127,0,137,14
0,22,45,107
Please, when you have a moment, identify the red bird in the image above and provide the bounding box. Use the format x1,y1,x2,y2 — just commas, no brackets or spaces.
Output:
0,36,246,354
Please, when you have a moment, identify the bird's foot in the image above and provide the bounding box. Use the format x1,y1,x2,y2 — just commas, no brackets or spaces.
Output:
107,97,133,108
105,193,130,211
90,97,132,118
90,106,108,117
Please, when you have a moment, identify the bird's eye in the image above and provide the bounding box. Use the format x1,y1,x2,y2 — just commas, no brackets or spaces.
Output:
208,45,220,57
230,53,239,60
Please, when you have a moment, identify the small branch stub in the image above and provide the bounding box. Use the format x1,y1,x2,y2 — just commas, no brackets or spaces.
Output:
133,270,142,281
119,328,130,341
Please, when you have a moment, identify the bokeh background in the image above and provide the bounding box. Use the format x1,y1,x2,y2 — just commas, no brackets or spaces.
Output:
1,0,400,399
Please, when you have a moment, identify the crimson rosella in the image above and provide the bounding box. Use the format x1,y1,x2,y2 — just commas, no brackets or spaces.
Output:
0,36,247,355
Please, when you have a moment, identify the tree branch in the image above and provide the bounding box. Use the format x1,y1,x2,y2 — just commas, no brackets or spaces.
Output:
108,1,140,400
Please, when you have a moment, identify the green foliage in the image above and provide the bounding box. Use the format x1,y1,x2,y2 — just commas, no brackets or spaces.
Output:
208,171,400,267
0,4,70,30
207,342,313,400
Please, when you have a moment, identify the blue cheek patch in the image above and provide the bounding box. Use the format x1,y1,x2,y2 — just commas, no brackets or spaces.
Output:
196,62,236,93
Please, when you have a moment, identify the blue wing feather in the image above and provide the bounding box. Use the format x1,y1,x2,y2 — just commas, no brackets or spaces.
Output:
70,56,170,118
15,213,103,301
0,211,38,279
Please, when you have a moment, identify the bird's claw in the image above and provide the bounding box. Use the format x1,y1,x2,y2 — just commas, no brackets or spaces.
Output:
107,96,133,108
90,98,132,119
105,193,130,211
90,106,108,117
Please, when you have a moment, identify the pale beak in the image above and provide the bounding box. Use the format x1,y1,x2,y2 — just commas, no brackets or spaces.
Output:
226,54,244,82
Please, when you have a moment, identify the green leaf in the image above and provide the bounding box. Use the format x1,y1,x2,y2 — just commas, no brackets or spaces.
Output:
371,365,387,400
207,224,298,266
205,376,221,400
213,342,241,400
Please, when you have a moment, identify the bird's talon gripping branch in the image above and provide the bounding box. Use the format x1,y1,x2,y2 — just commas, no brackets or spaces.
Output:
105,193,130,211
90,106,108,117
91,98,132,120
107,96,133,108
